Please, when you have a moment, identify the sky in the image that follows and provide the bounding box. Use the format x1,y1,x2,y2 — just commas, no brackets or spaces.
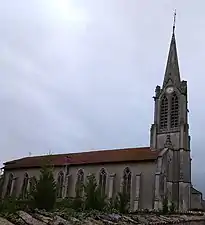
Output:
0,0,205,192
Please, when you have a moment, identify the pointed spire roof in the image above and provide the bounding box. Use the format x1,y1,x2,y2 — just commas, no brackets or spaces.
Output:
163,11,181,88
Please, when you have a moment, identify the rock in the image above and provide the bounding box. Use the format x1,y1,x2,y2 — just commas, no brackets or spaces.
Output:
0,217,15,225
108,213,121,222
5,213,27,225
137,215,150,224
35,209,54,218
51,215,72,225
159,215,174,223
94,213,121,223
17,211,47,225
33,213,53,224
1,210,205,225
70,217,80,223
122,215,138,224
85,217,104,225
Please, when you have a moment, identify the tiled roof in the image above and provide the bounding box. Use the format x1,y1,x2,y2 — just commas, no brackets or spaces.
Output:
4,147,159,169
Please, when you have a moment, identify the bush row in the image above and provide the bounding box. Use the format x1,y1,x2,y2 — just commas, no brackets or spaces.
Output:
0,165,130,214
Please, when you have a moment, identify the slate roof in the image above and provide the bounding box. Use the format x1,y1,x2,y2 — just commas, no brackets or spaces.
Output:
4,147,159,170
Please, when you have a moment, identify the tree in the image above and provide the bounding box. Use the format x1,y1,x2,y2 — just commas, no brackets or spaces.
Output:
84,174,106,211
162,196,169,214
31,165,56,211
169,201,176,213
114,191,130,213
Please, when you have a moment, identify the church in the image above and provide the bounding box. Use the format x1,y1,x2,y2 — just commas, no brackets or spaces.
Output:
1,23,204,211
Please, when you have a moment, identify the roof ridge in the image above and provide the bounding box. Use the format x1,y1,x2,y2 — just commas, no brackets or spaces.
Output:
4,146,151,164
4,146,157,169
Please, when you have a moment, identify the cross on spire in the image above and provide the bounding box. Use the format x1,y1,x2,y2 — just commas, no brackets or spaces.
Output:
162,11,181,88
173,9,176,34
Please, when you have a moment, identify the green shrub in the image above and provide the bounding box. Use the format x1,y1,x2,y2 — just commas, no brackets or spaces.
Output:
84,174,107,211
55,198,73,209
114,191,130,213
169,201,176,213
103,198,120,213
162,196,169,214
72,196,84,211
0,198,29,214
31,165,56,211
0,198,17,213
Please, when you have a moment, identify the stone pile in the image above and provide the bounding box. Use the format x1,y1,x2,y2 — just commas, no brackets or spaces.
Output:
0,210,204,225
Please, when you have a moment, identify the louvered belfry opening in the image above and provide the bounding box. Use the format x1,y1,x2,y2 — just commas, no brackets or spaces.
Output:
170,92,179,128
159,92,179,131
160,95,168,130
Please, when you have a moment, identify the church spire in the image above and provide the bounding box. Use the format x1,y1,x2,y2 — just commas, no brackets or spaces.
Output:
163,10,181,88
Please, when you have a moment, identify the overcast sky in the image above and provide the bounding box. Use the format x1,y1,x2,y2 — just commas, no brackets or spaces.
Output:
0,1,205,192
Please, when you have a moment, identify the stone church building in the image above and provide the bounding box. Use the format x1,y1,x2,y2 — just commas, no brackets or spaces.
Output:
1,26,204,211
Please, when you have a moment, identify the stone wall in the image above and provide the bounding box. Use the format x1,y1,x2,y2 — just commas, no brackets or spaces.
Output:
2,161,156,211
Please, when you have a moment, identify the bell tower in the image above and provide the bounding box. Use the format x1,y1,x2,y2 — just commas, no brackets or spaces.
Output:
150,13,191,210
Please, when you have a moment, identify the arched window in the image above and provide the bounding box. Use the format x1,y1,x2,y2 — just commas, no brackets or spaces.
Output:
0,175,4,197
171,93,179,128
57,171,64,198
160,95,168,129
66,175,71,198
75,169,84,197
21,173,29,199
29,176,37,194
12,179,18,197
99,168,107,195
5,173,13,197
122,167,131,199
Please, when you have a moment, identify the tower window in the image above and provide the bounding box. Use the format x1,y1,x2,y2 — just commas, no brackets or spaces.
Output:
171,93,179,128
160,95,168,129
